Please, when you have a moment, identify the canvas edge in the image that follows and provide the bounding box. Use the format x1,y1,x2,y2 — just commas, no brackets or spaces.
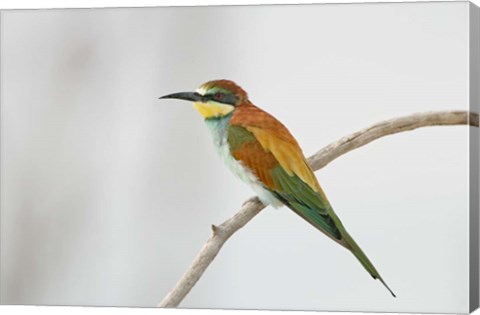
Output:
0,8,3,306
469,1,480,314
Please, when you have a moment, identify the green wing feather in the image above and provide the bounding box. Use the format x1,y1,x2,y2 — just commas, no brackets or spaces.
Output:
269,165,342,240
227,124,257,150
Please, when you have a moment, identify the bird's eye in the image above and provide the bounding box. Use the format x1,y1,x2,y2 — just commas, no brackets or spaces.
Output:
213,93,225,101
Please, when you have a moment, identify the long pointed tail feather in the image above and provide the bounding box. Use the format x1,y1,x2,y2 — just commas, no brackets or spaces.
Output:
274,190,396,297
342,230,396,297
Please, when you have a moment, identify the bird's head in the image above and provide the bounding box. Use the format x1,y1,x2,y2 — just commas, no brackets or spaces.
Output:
159,80,248,119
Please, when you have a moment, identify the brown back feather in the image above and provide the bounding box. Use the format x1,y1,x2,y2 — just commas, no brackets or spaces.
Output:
231,103,323,194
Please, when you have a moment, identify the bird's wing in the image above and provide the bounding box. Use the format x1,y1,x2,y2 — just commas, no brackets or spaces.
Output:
226,122,343,242
227,107,396,296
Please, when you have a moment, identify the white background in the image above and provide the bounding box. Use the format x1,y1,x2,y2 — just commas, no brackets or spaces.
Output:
0,1,477,315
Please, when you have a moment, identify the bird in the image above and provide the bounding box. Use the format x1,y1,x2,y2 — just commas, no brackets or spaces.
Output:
159,79,395,297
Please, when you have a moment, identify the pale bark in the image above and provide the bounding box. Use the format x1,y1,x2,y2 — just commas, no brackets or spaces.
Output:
158,110,478,308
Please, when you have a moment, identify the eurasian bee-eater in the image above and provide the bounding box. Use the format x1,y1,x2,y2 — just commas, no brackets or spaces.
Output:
160,79,395,297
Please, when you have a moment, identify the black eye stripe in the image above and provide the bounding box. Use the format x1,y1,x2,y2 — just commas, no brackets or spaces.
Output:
203,93,238,106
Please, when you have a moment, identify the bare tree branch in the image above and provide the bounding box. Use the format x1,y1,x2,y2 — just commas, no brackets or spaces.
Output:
307,110,478,170
158,110,478,308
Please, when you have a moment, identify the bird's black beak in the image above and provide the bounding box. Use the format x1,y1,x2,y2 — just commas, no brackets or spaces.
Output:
159,92,203,102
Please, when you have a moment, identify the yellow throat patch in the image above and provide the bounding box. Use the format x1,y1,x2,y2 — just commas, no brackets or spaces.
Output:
193,102,234,119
